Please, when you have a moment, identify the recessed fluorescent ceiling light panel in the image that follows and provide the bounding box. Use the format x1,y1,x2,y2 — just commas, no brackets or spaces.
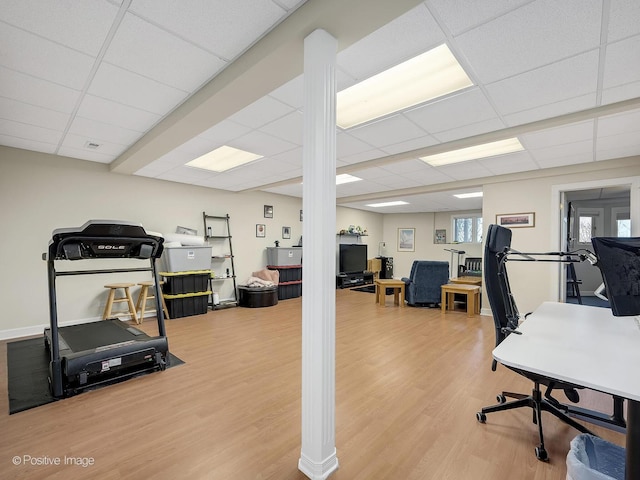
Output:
337,44,473,129
454,192,483,199
366,201,409,208
186,145,263,172
336,174,362,185
421,138,524,167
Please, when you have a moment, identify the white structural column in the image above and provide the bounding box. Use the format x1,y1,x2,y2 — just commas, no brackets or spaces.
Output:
298,29,339,480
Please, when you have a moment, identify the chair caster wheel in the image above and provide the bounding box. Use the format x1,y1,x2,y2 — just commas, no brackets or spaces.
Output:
476,412,486,423
496,394,506,404
535,446,548,462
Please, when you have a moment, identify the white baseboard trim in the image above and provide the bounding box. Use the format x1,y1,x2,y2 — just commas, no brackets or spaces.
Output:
298,451,339,480
0,312,151,341
480,307,492,317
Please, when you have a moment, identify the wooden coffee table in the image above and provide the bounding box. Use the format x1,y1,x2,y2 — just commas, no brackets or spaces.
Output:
449,276,482,286
374,279,406,307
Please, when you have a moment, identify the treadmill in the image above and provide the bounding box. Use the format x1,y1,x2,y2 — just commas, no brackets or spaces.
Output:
44,220,169,398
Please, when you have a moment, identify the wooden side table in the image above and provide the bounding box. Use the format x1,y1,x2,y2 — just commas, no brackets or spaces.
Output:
449,276,482,286
374,278,406,307
441,284,480,317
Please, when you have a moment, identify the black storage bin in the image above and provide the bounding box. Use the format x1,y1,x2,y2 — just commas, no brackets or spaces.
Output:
162,271,211,295
164,292,210,318
268,265,302,282
278,281,302,300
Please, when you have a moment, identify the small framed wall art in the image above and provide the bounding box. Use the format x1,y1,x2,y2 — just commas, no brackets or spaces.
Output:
256,224,266,237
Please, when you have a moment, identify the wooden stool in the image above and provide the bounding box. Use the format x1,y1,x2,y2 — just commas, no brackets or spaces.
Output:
441,284,480,317
136,281,170,322
103,283,138,323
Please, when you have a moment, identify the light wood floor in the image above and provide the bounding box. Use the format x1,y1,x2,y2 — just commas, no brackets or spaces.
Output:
0,289,624,479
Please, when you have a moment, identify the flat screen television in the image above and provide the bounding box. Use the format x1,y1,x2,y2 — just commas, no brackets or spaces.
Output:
339,243,367,274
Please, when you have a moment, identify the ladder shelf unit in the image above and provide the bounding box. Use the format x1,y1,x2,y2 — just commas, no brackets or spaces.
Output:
203,212,238,309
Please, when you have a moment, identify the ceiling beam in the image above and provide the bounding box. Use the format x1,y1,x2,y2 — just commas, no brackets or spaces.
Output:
110,0,424,175
247,96,640,192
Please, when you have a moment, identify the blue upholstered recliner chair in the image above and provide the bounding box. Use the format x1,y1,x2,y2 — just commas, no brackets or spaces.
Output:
402,261,449,306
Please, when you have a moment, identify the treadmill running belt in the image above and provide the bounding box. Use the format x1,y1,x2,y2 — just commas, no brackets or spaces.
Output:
57,320,144,352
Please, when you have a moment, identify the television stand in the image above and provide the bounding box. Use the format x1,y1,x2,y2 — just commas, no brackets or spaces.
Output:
336,271,374,289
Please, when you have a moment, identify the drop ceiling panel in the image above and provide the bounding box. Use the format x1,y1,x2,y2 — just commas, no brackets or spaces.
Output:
597,109,640,137
258,111,304,144
0,97,70,131
0,134,57,154
607,0,640,42
57,145,115,163
382,159,432,175
596,131,640,159
337,133,376,158
396,167,455,185
337,3,444,80
601,81,640,105
478,150,538,176
198,119,253,146
602,35,640,89
520,121,595,149
67,116,142,148
88,62,189,115
454,0,602,84
264,183,303,197
76,95,162,132
436,161,493,180
0,0,119,56
229,96,296,129
104,13,227,92
338,149,387,166
502,94,596,127
0,67,81,113
529,139,594,167
230,130,297,157
268,75,304,109
0,24,95,90
0,118,63,145
485,50,599,116
128,0,288,60
60,132,127,157
404,88,498,134
431,118,507,143
429,0,532,36
371,174,424,189
347,115,427,149
378,134,438,155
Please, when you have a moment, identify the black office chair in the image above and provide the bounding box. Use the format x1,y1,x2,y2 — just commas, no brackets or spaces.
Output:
476,224,592,461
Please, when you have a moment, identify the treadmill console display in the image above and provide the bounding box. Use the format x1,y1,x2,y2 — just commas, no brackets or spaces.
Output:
50,220,163,261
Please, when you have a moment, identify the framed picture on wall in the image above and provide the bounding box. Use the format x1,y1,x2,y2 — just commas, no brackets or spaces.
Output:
434,229,446,244
282,226,291,239
256,224,266,237
496,212,535,228
397,228,415,252
264,205,273,218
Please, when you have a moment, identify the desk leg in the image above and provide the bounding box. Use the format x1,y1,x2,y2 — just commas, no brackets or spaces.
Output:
627,399,640,480
400,285,405,307
393,288,399,306
441,289,446,314
375,284,380,305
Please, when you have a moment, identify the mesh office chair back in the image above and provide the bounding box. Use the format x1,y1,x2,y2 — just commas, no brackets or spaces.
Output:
591,236,640,316
484,224,518,350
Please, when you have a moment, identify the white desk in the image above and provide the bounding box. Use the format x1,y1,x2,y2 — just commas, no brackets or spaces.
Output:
493,302,640,480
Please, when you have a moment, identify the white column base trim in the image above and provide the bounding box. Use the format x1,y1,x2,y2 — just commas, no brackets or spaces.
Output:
298,450,339,480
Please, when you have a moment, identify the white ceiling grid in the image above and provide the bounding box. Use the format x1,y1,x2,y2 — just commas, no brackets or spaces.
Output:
0,0,639,212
